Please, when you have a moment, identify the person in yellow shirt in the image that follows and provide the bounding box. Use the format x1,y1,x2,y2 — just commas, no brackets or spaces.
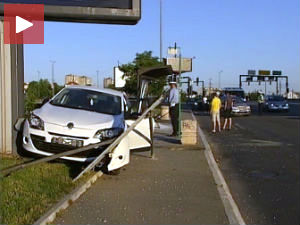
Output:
210,91,222,133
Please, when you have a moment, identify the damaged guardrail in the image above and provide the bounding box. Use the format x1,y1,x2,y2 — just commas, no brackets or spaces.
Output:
0,94,164,180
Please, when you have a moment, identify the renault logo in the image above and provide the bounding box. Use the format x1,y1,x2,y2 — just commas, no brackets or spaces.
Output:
67,122,74,129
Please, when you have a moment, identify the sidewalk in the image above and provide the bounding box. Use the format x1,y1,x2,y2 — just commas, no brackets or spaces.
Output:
54,121,228,224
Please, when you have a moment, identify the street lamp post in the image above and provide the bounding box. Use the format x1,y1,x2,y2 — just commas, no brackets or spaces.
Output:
50,61,56,96
218,70,223,90
159,0,163,62
96,70,99,88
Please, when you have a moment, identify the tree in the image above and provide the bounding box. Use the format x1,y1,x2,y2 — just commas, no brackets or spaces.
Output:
120,51,164,96
24,79,64,115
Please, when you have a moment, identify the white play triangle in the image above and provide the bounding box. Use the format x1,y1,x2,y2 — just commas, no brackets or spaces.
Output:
16,16,33,34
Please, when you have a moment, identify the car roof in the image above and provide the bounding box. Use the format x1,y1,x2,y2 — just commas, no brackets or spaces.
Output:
64,85,124,97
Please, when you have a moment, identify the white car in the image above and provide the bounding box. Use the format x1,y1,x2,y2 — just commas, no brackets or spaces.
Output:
22,86,152,172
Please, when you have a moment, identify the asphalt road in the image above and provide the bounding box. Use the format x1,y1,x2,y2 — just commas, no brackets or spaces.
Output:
195,102,300,225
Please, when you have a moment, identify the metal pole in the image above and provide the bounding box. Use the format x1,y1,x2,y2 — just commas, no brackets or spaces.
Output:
50,60,56,96
286,76,289,96
264,79,267,96
218,70,223,90
209,78,212,96
276,78,279,95
159,0,163,62
178,51,182,138
96,70,99,88
149,111,154,158
239,75,242,89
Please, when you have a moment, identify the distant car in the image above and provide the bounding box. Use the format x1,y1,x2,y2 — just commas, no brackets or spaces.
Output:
22,86,153,172
221,96,251,116
264,95,289,112
232,97,251,116
186,97,204,110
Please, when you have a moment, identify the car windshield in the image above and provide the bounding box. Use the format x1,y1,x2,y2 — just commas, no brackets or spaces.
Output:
232,97,244,103
267,96,284,101
50,88,122,115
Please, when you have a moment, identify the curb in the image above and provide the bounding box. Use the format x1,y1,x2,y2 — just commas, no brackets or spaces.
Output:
33,171,103,225
192,112,246,225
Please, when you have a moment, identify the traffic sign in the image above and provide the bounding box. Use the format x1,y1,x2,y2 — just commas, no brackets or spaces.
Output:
258,70,271,76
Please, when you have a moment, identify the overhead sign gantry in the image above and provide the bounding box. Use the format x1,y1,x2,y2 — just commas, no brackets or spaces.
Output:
239,70,289,95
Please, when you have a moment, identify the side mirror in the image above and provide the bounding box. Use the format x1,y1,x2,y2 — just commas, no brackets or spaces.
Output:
42,97,50,106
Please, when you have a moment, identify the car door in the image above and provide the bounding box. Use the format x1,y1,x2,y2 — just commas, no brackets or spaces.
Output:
123,95,153,150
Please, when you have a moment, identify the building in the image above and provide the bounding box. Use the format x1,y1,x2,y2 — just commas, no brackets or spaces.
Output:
103,77,113,88
65,74,92,86
286,90,300,99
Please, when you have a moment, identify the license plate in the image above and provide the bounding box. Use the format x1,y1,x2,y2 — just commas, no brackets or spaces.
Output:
51,137,83,147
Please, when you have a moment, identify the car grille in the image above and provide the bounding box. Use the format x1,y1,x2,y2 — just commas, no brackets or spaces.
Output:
30,134,108,158
238,106,248,111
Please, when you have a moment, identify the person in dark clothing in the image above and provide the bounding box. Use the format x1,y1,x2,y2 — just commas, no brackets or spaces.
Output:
168,81,179,136
223,93,233,130
257,91,265,115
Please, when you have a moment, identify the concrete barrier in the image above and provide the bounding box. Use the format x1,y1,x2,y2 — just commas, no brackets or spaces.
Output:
181,110,198,145
160,105,170,120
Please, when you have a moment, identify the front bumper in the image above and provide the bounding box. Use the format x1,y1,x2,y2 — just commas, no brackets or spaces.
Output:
267,106,289,111
232,108,251,116
23,120,107,162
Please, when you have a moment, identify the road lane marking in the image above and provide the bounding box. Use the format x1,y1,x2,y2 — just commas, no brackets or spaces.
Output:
192,113,246,225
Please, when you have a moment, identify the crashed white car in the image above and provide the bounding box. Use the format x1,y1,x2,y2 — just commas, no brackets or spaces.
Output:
23,86,152,172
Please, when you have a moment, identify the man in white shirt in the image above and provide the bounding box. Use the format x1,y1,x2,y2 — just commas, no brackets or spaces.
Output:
168,81,179,136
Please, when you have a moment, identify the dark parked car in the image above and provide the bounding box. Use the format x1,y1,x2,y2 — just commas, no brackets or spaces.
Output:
264,95,289,112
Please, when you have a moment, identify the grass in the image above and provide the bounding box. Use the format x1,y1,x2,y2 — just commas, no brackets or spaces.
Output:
0,157,92,225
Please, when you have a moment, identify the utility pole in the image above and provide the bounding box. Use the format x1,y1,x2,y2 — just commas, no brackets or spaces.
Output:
159,0,163,62
218,70,223,90
279,80,282,95
264,80,267,96
50,61,56,96
209,78,212,96
96,70,99,88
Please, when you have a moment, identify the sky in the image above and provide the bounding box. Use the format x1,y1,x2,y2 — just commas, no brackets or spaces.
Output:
24,0,300,93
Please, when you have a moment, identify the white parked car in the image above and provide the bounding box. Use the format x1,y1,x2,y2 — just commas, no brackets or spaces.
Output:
23,86,152,172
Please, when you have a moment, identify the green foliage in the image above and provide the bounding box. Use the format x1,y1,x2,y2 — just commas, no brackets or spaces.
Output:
248,91,260,101
120,51,164,96
24,79,64,115
0,157,92,225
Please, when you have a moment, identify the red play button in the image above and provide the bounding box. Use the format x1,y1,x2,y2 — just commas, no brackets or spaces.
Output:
4,4,44,44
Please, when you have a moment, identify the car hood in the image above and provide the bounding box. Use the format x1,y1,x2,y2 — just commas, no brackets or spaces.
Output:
33,102,124,129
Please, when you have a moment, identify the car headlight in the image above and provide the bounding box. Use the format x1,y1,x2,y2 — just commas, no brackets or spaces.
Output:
270,103,274,107
194,102,198,105
285,103,289,107
232,106,239,111
246,106,251,110
29,113,44,130
94,128,123,141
